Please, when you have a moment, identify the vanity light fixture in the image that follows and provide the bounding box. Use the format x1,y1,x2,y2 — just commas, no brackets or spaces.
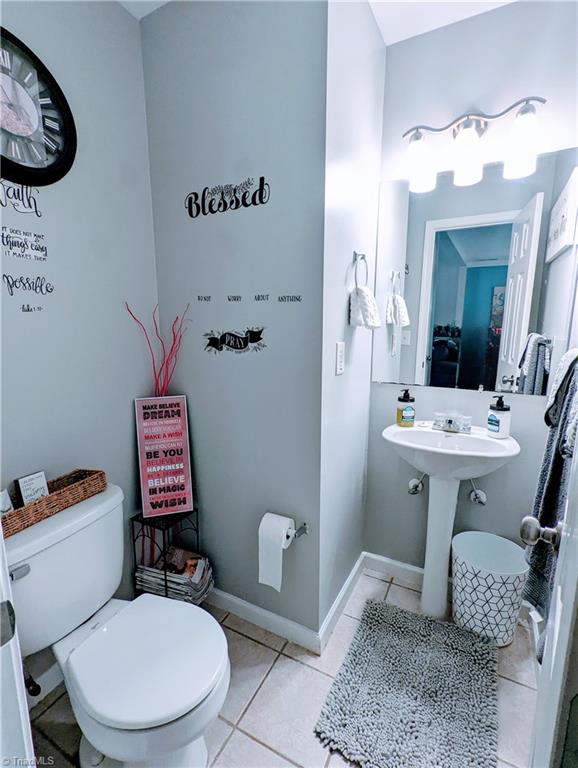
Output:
403,97,546,191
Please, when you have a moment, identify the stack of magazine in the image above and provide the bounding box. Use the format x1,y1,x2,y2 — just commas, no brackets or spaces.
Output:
135,545,213,605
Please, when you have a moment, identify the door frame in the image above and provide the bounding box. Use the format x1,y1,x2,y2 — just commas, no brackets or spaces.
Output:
415,210,520,385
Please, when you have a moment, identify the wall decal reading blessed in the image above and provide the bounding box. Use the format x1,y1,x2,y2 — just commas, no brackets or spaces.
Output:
204,328,265,353
185,176,270,219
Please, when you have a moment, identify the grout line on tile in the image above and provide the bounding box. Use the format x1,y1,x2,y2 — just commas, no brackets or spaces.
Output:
278,650,337,680
496,751,525,768
211,723,235,766
363,572,393,585
235,651,281,725
498,672,538,692
235,724,304,768
30,688,67,723
32,723,77,766
224,624,287,654
342,609,365,620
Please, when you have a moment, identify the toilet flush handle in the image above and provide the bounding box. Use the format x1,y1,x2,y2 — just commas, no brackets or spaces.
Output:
9,563,30,581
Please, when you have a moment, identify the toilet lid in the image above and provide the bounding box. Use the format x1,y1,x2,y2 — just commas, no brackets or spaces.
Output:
66,593,228,730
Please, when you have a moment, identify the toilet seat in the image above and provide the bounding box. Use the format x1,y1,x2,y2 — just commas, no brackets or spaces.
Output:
60,593,228,730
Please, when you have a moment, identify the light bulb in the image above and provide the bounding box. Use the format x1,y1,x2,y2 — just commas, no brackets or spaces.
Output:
503,103,539,180
407,130,437,193
453,118,484,187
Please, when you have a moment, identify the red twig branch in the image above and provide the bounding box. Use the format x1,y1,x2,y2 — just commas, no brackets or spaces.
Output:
126,303,190,397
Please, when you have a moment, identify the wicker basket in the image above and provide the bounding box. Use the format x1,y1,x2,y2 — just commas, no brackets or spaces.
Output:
1,469,107,538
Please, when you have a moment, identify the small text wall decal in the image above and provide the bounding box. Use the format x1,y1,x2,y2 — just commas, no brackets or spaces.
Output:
185,176,270,219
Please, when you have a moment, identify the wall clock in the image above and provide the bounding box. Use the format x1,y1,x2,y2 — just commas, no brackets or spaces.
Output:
0,28,76,186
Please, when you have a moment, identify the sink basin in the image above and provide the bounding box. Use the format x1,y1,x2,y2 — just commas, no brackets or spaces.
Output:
382,421,520,480
382,420,520,619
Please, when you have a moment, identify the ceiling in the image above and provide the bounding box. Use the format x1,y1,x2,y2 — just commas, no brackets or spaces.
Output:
119,0,515,41
446,224,513,265
119,1,168,20
369,1,515,46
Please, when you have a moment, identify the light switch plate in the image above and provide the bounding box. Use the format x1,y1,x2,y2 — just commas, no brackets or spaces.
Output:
401,329,411,346
335,341,345,375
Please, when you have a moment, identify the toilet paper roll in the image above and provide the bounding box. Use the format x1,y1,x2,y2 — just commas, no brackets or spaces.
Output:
258,512,295,592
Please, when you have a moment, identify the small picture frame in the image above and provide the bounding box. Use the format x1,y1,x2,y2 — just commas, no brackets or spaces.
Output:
0,489,14,515
17,471,49,505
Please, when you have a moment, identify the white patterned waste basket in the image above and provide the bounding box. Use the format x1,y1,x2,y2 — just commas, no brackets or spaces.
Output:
452,531,529,647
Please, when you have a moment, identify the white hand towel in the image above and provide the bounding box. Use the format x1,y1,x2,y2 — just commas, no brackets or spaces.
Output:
349,286,381,329
385,293,410,328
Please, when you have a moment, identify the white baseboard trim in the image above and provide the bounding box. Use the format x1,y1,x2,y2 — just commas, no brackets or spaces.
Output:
362,551,424,590
206,588,322,653
318,552,365,652
206,552,423,655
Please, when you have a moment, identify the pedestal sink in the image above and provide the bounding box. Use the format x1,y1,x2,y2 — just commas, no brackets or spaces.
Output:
382,421,520,618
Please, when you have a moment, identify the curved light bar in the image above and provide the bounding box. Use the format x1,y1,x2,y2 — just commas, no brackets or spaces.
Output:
401,97,546,139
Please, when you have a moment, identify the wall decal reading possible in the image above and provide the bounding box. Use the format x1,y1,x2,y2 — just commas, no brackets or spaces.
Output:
204,328,265,353
185,176,270,219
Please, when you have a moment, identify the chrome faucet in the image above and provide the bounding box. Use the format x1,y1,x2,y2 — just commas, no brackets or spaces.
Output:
432,413,472,434
441,417,460,433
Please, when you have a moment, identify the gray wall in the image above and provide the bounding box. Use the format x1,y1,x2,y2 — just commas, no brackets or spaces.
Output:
367,1,576,566
319,2,385,623
141,1,328,630
1,1,158,597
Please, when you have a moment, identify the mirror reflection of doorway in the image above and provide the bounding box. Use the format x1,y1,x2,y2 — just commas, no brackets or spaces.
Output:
429,224,512,390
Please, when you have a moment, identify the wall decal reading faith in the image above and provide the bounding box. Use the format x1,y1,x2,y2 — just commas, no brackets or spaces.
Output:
185,176,270,219
204,327,266,353
0,180,42,217
135,396,194,518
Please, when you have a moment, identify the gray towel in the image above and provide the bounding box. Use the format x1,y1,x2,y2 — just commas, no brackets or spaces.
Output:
523,363,578,660
518,334,551,395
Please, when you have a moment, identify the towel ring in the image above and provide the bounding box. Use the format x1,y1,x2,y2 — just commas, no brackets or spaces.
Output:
354,252,368,289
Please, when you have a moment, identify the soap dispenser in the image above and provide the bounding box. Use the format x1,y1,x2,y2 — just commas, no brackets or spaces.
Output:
397,389,416,428
487,395,511,439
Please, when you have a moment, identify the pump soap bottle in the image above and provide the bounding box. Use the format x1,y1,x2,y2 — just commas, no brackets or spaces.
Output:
487,395,511,439
397,389,416,428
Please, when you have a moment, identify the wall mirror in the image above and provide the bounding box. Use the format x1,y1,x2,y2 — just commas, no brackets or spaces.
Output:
372,147,578,395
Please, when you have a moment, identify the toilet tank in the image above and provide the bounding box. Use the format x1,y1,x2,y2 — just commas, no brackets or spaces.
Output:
4,484,124,657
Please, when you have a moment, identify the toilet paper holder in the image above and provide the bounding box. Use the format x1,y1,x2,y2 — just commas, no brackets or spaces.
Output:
286,522,309,544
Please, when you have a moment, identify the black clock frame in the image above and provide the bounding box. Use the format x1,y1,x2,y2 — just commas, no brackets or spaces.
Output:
1,27,77,186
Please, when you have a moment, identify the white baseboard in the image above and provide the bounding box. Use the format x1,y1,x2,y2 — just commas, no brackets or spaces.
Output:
207,552,420,654
206,588,322,653
318,553,364,652
362,551,424,590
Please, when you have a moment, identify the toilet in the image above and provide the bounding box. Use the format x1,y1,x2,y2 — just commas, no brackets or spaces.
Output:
5,484,230,768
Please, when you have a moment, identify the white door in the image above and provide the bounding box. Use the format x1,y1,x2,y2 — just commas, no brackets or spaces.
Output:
0,529,35,763
497,193,544,390
530,443,578,768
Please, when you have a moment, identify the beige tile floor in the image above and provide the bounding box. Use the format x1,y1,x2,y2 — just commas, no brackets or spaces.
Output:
30,573,538,768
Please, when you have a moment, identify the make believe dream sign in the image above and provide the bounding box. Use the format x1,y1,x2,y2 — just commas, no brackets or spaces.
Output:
135,396,194,518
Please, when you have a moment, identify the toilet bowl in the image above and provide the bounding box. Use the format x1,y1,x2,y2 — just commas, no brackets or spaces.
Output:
5,485,230,768
53,594,230,768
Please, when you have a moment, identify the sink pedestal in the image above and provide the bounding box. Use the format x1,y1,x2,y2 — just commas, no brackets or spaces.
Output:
420,477,460,618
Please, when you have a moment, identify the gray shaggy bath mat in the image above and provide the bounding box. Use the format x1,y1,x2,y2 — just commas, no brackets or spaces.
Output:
315,600,498,768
